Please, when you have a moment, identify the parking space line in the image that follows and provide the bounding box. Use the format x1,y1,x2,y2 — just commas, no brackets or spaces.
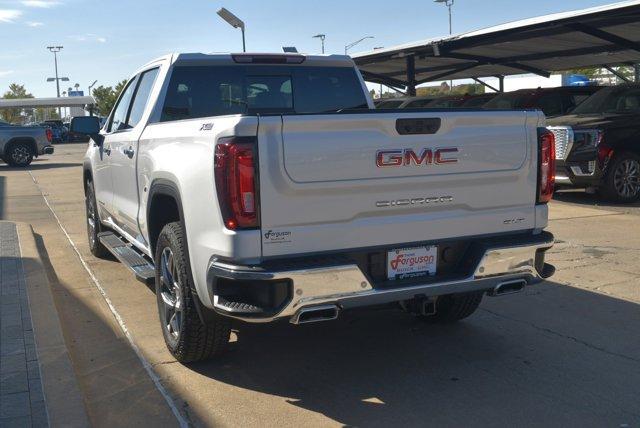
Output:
27,171,189,428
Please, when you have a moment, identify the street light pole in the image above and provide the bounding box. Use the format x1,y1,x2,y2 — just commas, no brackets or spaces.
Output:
344,36,374,56
217,8,246,52
46,46,63,98
88,80,98,97
374,46,385,98
46,46,68,117
434,0,454,34
313,34,326,54
434,0,454,90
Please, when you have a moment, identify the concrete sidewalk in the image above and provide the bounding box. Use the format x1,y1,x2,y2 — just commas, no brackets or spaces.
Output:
0,221,88,427
0,162,179,427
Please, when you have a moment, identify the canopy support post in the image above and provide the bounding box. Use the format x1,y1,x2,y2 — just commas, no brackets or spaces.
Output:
604,65,631,83
498,76,505,92
406,55,417,96
472,77,500,93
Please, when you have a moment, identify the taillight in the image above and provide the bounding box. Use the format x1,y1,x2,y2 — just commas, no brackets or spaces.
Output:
214,137,259,230
596,135,613,168
45,128,53,143
538,128,556,204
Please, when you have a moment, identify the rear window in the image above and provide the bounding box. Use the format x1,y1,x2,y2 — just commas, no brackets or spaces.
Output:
484,92,531,110
404,99,434,108
572,86,640,114
461,96,493,108
375,100,404,109
160,65,368,121
427,98,464,108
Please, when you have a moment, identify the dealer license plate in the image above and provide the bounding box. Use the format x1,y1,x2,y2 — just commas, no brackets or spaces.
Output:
387,246,437,280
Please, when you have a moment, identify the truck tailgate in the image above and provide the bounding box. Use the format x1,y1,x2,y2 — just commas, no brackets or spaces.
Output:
257,111,542,258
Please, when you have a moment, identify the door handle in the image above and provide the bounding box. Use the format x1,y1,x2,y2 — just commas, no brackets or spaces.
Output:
124,146,135,158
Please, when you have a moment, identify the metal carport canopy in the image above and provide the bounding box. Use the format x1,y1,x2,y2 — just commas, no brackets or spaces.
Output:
353,0,640,93
0,96,96,109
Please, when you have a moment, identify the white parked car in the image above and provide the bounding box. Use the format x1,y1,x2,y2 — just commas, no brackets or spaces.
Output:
73,52,556,362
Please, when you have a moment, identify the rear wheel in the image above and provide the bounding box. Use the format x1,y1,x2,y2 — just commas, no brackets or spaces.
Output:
418,291,484,323
600,153,640,203
6,142,33,167
85,180,109,258
155,222,231,362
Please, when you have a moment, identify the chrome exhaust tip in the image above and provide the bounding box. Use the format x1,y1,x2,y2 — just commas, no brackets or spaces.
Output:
488,279,527,297
290,304,339,325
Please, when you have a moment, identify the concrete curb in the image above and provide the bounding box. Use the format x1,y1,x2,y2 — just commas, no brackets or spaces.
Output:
16,222,90,427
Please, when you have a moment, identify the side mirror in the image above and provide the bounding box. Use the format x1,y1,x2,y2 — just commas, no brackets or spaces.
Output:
70,116,101,135
70,116,103,146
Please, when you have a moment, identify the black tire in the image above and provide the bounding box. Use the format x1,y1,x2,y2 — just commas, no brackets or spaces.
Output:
419,291,484,323
5,142,34,167
155,222,231,362
85,180,110,258
599,152,640,203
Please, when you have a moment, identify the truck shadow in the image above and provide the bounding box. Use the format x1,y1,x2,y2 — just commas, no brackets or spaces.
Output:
26,234,179,426
188,280,640,426
554,189,640,209
0,162,83,171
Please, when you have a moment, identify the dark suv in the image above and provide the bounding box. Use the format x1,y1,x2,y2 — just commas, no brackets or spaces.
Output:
484,86,601,118
547,84,640,203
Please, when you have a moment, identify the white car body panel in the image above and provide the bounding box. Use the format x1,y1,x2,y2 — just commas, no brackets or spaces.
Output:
83,52,551,310
258,111,544,258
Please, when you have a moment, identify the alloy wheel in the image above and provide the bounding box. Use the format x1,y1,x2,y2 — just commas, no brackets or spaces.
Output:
613,159,640,199
86,189,96,248
159,247,183,342
11,145,30,165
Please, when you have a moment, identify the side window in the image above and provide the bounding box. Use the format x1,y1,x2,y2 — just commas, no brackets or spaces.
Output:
108,77,138,133
537,95,563,117
161,67,246,122
127,68,160,129
572,93,591,108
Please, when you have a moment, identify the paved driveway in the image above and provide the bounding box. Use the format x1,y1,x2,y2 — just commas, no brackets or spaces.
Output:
1,144,639,427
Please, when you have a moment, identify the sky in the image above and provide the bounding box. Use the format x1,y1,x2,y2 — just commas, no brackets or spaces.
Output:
0,0,625,97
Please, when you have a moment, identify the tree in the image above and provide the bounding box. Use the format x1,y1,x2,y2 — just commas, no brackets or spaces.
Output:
416,83,485,97
91,79,128,116
1,83,34,123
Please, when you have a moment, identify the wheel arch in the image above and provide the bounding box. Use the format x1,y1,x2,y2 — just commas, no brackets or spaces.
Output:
5,137,37,158
147,179,213,324
147,179,185,257
82,161,93,194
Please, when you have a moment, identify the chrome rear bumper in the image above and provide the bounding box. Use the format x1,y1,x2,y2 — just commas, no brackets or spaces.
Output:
207,233,554,323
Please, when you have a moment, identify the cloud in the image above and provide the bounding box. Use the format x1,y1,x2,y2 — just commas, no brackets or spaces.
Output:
26,21,43,27
69,33,107,43
0,70,15,77
0,9,22,22
21,0,61,8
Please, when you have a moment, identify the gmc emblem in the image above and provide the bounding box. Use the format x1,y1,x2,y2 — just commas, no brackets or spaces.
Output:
376,148,459,167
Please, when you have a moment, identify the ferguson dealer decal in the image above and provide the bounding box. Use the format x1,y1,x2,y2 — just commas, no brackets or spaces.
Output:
263,230,292,244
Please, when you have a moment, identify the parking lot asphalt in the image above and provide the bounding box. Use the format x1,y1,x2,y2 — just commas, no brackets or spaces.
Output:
1,144,639,427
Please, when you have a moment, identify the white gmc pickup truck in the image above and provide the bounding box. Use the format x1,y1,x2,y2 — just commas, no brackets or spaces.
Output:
72,53,556,363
